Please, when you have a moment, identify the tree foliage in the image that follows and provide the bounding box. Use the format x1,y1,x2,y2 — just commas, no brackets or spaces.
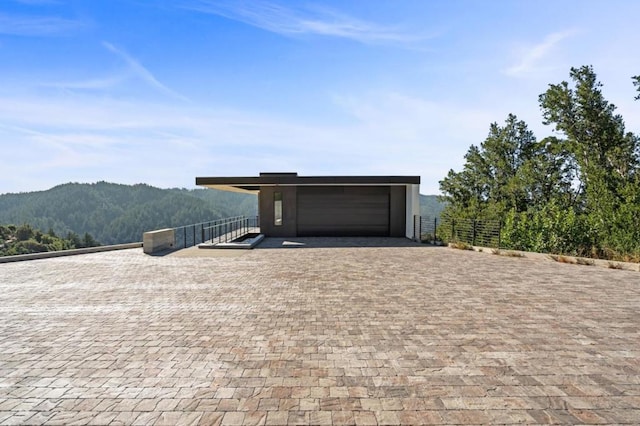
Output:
440,114,570,219
440,66,640,261
0,224,100,256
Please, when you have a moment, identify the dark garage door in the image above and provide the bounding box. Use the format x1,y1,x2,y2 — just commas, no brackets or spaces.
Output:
297,186,390,236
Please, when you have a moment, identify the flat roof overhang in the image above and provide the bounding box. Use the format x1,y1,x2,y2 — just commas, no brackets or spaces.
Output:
196,172,421,193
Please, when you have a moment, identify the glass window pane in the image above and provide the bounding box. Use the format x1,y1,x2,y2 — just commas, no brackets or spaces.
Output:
274,192,283,226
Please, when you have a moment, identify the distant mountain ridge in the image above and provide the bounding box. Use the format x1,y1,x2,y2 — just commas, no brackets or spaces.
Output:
420,194,446,218
0,182,258,245
0,182,444,245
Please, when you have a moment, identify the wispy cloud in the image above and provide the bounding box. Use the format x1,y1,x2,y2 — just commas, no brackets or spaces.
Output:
504,29,578,77
0,87,500,194
0,12,84,36
41,74,129,91
102,42,188,101
180,0,425,46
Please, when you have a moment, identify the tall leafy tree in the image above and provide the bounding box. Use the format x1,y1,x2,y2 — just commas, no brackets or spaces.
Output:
539,66,640,256
439,114,561,218
524,136,576,208
439,144,490,218
540,66,639,188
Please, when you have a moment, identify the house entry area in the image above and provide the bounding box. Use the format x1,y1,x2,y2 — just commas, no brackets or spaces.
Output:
195,172,420,239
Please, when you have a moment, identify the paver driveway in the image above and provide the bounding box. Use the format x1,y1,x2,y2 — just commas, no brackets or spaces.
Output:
1,238,639,425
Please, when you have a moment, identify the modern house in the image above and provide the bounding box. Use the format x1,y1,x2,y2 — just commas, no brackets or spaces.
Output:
196,172,420,239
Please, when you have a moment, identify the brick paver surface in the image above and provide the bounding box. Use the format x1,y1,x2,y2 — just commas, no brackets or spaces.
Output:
1,238,639,425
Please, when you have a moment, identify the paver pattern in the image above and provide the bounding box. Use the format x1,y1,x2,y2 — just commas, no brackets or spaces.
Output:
1,238,639,425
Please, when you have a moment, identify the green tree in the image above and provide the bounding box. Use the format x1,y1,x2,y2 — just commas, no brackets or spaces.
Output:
81,232,99,248
439,114,561,219
540,65,638,188
439,144,490,218
633,75,640,100
0,225,9,241
66,232,82,249
15,224,34,241
539,65,640,256
524,136,576,208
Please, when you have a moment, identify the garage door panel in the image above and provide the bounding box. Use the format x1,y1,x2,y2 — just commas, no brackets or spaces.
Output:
298,225,389,237
297,212,388,226
297,186,390,236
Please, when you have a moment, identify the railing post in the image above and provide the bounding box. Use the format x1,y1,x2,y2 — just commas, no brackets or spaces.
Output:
451,219,455,242
498,220,502,249
434,217,437,244
472,219,477,246
192,226,196,247
183,227,186,248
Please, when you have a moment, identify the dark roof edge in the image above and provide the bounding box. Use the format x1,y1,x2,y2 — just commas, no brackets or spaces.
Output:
196,175,420,186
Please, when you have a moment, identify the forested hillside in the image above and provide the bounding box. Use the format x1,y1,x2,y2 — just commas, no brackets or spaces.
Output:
0,182,258,245
420,195,445,218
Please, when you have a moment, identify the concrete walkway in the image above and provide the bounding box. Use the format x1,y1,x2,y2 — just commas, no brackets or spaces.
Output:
0,239,639,425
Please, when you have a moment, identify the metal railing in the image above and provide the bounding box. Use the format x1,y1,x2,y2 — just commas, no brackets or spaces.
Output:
174,216,259,249
442,216,502,248
202,216,259,245
414,215,502,248
414,215,441,244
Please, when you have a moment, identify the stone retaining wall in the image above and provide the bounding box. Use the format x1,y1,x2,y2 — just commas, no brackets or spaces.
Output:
0,243,142,264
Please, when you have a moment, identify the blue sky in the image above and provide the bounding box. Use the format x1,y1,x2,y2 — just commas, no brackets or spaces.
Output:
1,0,639,195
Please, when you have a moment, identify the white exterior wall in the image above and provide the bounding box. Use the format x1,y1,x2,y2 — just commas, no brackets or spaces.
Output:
405,184,420,239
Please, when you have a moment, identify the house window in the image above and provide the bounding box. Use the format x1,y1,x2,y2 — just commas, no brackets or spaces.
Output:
274,192,283,226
